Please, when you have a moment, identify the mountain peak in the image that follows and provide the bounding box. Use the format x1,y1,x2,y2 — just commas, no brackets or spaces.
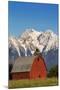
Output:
20,28,41,39
9,28,58,57
25,28,36,32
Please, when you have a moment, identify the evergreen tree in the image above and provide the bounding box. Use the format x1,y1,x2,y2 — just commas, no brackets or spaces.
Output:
34,48,41,56
47,65,58,77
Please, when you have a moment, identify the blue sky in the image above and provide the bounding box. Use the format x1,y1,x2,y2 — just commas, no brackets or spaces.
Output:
8,1,58,37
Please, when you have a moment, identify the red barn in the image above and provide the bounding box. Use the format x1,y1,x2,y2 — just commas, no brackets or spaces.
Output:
11,55,47,80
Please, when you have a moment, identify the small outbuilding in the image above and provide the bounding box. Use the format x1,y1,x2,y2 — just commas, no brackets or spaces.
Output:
11,55,47,80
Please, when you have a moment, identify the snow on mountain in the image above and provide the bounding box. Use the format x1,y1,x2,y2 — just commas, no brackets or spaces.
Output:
9,28,58,60
9,36,20,56
20,28,42,40
38,30,58,52
9,28,58,71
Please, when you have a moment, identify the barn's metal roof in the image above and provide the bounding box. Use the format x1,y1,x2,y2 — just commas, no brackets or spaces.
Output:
11,56,37,73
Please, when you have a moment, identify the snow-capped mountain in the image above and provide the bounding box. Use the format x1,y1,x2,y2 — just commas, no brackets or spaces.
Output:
9,28,58,70
9,28,58,55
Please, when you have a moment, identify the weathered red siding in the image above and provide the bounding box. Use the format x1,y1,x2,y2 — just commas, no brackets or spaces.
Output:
12,72,30,80
11,56,47,80
30,56,47,79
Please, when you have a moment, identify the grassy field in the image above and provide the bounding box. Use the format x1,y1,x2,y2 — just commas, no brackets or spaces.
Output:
9,78,58,89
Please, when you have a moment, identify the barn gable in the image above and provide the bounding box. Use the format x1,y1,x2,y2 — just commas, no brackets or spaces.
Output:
11,55,47,80
11,56,36,73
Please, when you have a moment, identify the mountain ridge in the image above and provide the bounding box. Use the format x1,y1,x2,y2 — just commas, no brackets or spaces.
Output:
9,28,58,55
9,28,58,70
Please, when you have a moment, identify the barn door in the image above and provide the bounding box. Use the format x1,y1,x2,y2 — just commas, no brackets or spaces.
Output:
38,75,41,78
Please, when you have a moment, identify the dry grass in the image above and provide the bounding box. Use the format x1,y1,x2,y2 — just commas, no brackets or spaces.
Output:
9,77,58,89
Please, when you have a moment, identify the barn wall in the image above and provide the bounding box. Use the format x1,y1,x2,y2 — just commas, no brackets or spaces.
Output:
30,57,47,79
11,56,47,80
11,72,30,80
